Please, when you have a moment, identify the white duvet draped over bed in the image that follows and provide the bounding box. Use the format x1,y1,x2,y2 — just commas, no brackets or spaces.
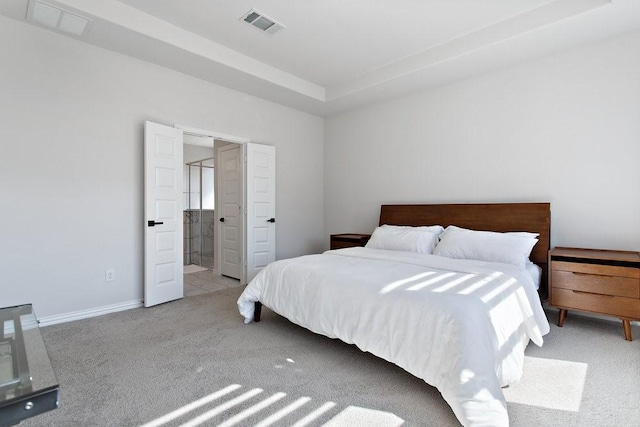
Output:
237,247,550,427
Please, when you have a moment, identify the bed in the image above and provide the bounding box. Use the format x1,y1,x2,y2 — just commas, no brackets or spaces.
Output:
237,203,551,426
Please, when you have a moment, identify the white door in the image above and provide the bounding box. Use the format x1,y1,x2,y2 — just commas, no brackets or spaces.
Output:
144,121,184,307
246,143,276,282
217,144,242,279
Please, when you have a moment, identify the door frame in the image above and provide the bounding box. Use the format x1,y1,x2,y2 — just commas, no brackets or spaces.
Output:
175,124,250,284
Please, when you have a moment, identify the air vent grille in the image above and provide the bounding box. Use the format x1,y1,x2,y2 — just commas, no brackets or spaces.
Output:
240,9,284,35
27,0,92,37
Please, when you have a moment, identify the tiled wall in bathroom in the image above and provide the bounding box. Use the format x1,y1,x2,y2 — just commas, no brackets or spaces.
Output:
184,210,214,268
201,210,215,268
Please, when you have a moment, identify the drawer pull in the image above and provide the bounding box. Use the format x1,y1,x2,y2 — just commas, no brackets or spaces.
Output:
572,290,614,298
571,272,613,278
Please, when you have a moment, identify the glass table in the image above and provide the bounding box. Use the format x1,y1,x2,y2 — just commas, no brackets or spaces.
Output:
0,305,59,426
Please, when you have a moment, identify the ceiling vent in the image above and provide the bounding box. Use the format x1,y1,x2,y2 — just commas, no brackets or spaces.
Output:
240,9,284,35
27,0,92,37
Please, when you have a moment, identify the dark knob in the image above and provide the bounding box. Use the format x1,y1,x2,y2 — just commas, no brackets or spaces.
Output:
147,220,164,227
267,218,275,223
219,217,225,222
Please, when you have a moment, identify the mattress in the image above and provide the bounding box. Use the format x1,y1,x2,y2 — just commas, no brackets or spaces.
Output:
238,247,550,426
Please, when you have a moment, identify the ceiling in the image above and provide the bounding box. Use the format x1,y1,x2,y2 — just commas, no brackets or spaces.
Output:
2,0,640,116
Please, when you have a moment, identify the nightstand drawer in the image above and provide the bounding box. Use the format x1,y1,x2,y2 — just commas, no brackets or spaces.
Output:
551,269,639,298
552,288,640,319
552,261,639,279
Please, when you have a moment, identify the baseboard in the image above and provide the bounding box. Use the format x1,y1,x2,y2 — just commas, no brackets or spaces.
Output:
38,300,143,327
34,301,640,328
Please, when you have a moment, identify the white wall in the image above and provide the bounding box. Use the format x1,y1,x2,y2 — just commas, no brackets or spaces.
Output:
0,17,324,319
325,30,640,252
183,143,213,164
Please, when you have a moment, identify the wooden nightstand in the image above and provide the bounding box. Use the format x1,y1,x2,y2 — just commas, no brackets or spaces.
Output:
549,247,640,341
330,233,371,250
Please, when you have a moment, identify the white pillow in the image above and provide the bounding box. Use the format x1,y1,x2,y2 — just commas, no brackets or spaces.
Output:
507,231,540,239
366,225,440,254
380,224,445,237
433,225,538,268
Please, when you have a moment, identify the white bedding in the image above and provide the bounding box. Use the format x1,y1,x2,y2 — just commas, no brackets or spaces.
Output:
237,247,550,427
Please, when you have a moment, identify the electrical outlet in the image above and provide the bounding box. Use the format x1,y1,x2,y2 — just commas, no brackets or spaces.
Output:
105,269,115,282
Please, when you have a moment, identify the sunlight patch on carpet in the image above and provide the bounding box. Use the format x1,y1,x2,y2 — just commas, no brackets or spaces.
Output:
181,388,264,427
140,383,405,427
140,384,242,427
323,406,405,426
504,356,587,412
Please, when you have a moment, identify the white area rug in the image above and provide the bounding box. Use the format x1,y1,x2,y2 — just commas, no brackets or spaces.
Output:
183,264,209,274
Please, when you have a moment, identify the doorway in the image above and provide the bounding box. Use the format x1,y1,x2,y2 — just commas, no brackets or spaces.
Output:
144,122,276,306
182,136,242,296
145,122,273,306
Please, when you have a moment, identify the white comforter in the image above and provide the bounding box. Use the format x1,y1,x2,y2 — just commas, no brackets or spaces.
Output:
237,247,550,426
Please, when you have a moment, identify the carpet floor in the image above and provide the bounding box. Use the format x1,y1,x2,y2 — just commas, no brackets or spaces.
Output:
22,287,640,426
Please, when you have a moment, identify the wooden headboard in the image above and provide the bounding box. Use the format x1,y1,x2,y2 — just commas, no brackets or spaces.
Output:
379,203,551,298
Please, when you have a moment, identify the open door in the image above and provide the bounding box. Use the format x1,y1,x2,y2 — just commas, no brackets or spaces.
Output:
217,144,243,280
246,143,276,282
144,121,184,307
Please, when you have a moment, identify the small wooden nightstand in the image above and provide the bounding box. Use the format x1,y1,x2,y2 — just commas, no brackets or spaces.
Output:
549,247,640,341
330,233,371,250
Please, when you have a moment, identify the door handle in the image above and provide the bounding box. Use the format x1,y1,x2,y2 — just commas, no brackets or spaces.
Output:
267,218,275,223
147,220,164,227
219,217,225,222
